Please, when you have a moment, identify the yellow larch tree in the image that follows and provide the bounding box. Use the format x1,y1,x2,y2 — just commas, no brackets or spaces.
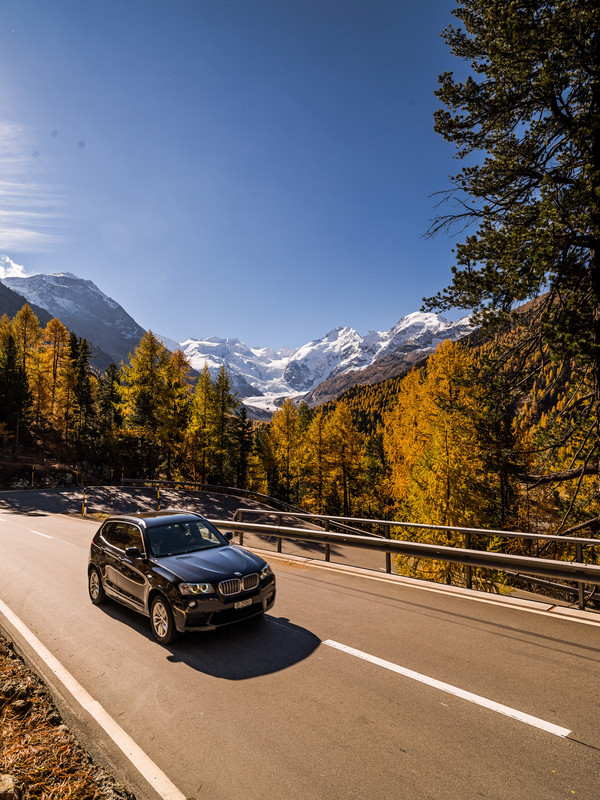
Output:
269,398,302,503
383,341,490,585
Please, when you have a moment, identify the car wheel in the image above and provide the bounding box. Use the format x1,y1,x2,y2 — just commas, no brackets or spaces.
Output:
150,595,178,644
88,567,106,605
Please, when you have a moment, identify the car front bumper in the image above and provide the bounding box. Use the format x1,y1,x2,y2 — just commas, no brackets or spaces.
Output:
172,581,276,632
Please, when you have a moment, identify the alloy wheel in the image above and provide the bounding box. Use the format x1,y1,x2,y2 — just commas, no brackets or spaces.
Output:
152,600,169,639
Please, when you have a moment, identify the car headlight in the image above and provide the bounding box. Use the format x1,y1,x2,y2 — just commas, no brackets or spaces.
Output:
178,582,213,595
260,564,273,580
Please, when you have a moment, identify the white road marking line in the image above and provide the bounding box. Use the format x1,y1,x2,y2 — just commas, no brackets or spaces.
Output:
30,530,53,539
323,639,572,738
0,599,187,800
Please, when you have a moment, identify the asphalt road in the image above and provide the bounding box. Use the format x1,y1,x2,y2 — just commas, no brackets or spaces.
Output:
0,485,390,570
0,504,599,800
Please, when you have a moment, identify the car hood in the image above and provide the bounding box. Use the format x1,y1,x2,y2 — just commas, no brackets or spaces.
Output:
153,545,267,583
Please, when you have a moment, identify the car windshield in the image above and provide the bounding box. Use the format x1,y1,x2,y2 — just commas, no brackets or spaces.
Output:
147,520,227,557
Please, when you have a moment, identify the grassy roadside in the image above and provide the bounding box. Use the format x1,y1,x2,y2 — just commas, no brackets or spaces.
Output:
0,633,135,800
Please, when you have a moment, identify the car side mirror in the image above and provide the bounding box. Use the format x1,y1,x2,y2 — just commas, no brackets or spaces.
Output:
125,546,143,559
224,531,233,542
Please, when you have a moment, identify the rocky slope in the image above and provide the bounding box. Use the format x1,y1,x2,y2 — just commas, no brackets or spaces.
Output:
3,272,146,367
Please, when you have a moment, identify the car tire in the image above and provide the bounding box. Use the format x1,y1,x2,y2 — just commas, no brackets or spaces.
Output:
150,595,178,645
88,567,106,605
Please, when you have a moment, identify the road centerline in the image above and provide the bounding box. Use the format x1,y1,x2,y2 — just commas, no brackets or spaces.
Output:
30,530,54,539
323,639,571,738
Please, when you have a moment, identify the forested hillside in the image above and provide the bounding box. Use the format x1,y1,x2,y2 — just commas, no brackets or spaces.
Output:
1,299,598,595
0,305,252,487
1,301,596,536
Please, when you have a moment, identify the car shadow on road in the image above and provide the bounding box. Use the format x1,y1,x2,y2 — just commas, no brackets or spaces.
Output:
167,615,321,680
97,602,320,679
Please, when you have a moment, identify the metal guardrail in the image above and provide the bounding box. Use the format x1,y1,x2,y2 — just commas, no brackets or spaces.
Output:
220,515,600,612
77,483,600,611
232,509,382,562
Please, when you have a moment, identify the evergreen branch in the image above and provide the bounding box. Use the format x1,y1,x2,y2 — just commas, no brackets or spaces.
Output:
560,515,600,538
556,443,598,534
518,462,599,487
512,414,595,457
556,391,594,420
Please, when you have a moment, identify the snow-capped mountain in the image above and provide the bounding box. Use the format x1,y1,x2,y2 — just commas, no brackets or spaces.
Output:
3,272,146,367
182,311,473,410
1,259,473,412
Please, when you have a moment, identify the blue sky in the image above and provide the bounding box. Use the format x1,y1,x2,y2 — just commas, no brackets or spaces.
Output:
0,0,465,350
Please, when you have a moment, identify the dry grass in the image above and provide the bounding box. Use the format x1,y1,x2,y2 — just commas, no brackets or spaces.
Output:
0,634,134,799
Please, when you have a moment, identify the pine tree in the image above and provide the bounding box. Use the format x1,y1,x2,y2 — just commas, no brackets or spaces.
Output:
121,331,172,476
0,314,11,350
97,363,123,453
159,349,192,479
212,366,239,485
232,406,253,489
187,364,216,482
0,333,31,456
424,0,600,531
12,304,40,371
73,338,96,454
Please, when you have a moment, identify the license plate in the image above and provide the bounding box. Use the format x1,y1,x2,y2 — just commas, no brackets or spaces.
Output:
234,598,252,610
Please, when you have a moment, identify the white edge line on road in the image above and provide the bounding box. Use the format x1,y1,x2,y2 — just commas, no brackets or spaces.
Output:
323,639,572,739
0,598,186,800
30,530,53,539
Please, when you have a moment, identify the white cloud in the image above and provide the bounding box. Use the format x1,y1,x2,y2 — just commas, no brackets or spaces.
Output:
0,121,69,253
0,254,28,279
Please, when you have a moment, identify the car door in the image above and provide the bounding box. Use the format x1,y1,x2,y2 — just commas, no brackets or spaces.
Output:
101,522,147,608
112,523,148,608
99,521,127,594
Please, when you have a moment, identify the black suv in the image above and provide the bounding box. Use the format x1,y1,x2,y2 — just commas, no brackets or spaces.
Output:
88,510,276,644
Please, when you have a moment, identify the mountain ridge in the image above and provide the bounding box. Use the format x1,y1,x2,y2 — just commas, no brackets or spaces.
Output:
3,272,147,368
1,261,473,410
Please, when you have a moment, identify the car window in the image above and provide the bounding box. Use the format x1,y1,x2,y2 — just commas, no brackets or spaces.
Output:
101,521,143,552
122,524,144,552
100,521,120,548
147,520,227,556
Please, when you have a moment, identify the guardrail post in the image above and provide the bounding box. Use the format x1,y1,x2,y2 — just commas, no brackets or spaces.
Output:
384,524,391,574
325,519,331,562
157,486,161,511
239,511,244,546
277,514,283,553
82,488,86,517
465,531,472,590
576,542,585,610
